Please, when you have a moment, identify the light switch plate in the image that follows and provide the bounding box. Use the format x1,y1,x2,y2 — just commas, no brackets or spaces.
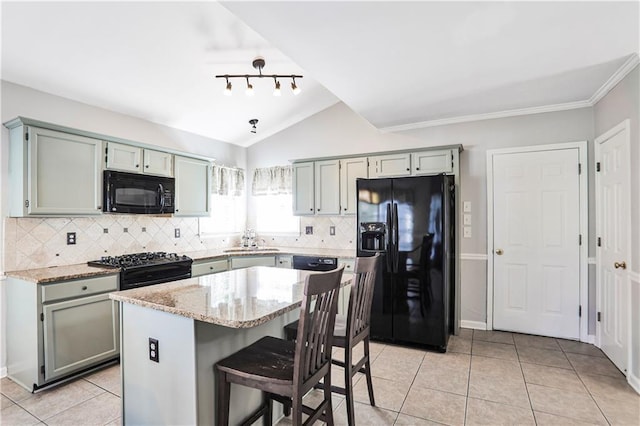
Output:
463,226,472,238
463,201,472,212
329,226,336,236
463,214,472,225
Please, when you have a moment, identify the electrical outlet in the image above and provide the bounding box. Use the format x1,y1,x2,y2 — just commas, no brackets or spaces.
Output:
66,232,76,245
149,338,159,363
305,226,313,235
174,228,180,238
329,226,336,236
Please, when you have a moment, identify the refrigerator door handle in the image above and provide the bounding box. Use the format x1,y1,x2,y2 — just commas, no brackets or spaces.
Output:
393,202,399,273
386,202,393,271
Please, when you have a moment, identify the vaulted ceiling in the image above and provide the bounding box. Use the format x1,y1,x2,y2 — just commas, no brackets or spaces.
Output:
2,2,638,146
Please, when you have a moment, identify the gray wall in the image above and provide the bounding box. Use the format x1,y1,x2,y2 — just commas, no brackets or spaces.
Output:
247,102,595,326
593,66,640,383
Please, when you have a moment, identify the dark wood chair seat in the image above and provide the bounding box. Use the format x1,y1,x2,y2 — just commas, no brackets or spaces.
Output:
283,254,380,426
215,266,345,426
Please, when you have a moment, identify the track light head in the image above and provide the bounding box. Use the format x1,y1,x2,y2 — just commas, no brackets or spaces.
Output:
291,78,301,95
224,78,232,96
273,79,281,97
245,77,254,96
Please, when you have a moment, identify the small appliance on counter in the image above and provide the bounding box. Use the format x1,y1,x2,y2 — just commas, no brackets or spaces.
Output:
88,251,192,290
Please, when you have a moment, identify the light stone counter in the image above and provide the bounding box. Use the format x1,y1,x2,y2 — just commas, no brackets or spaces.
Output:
110,266,352,328
4,263,117,284
185,246,355,262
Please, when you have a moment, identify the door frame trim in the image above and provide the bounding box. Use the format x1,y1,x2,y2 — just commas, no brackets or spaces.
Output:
486,141,589,341
594,119,631,374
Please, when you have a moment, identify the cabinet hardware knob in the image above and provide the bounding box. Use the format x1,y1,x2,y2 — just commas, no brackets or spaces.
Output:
495,249,504,255
416,167,420,170
614,261,627,270
406,168,410,171
344,208,347,211
81,286,88,290
310,208,313,211
136,164,139,168
145,165,149,168
209,266,213,270
97,206,101,210
317,209,321,212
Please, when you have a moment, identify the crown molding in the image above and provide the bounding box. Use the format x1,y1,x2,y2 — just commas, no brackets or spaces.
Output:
590,53,640,105
382,53,639,134
381,101,592,133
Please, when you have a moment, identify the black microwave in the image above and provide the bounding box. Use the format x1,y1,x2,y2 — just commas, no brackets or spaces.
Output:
104,170,175,214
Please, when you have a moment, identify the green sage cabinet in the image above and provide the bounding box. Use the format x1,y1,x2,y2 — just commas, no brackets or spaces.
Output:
6,274,120,391
174,156,211,217
7,123,103,216
105,141,173,177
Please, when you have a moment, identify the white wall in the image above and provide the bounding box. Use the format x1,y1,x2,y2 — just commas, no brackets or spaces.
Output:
592,66,639,388
247,101,595,328
0,80,247,377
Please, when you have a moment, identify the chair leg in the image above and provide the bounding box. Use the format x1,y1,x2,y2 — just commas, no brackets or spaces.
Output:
324,368,334,426
263,394,273,426
344,346,355,426
292,395,303,426
363,337,376,406
216,369,231,426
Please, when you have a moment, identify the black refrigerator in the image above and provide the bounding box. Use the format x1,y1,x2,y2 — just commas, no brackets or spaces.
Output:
357,175,455,351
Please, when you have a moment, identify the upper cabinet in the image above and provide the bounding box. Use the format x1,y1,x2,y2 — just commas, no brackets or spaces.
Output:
314,160,340,215
293,162,315,215
105,142,173,177
174,156,210,217
9,125,103,216
368,153,411,178
339,157,368,215
411,150,453,175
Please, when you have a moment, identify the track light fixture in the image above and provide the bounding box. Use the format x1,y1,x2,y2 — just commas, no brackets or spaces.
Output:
216,57,303,96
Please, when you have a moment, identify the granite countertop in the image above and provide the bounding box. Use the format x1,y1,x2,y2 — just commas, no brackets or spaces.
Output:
110,266,352,328
4,264,118,284
4,247,356,284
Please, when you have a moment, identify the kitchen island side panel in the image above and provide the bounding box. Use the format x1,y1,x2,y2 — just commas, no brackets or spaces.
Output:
195,308,300,425
121,303,197,425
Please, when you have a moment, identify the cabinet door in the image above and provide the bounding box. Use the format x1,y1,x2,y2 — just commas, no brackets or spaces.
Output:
368,153,411,177
144,149,173,177
339,157,368,215
230,256,276,270
105,141,142,173
276,255,293,268
411,150,453,175
293,162,315,215
314,160,340,215
191,259,228,277
28,127,103,215
43,293,119,381
174,156,210,217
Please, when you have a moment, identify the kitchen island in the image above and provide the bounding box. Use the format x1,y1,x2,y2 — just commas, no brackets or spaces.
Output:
109,266,351,425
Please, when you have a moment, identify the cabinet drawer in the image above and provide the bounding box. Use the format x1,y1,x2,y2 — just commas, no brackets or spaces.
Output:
192,259,228,277
42,275,119,303
230,256,276,270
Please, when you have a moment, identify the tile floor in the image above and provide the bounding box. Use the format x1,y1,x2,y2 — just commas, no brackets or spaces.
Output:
1,330,639,425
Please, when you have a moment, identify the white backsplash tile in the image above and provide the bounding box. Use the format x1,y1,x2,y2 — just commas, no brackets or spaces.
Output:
260,216,356,253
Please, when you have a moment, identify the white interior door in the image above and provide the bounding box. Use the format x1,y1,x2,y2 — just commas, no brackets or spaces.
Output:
596,120,630,374
491,148,581,339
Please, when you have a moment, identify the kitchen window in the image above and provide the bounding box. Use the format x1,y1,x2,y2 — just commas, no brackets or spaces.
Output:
252,165,299,235
199,165,245,235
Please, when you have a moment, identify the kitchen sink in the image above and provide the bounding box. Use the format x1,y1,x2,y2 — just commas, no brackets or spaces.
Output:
223,247,280,253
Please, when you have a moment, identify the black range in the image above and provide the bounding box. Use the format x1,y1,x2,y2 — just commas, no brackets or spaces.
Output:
88,252,193,290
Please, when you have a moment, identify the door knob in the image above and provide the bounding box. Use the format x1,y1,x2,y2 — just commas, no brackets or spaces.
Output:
614,261,627,270
495,249,504,255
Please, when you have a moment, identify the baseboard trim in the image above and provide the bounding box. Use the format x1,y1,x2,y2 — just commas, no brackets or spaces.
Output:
460,320,487,330
0,366,7,378
628,371,640,395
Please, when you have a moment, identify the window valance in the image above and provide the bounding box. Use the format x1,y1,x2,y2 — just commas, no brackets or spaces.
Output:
252,165,292,196
212,165,245,196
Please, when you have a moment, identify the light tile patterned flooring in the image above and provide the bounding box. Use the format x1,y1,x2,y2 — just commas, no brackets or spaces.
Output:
2,330,639,425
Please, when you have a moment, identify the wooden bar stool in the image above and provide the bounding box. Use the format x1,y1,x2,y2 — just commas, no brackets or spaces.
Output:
284,254,380,426
215,266,345,426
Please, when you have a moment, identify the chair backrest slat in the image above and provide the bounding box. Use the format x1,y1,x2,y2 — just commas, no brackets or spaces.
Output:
347,254,379,340
295,266,344,383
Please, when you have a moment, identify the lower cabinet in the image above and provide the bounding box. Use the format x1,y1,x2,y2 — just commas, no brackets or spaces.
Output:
230,256,276,270
191,258,228,277
6,274,119,391
276,255,293,268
